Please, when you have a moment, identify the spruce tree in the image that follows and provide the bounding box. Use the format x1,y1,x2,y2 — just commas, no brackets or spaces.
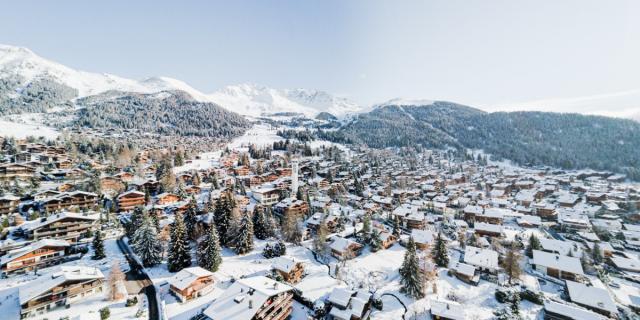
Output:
370,229,383,252
197,225,222,272
184,196,198,239
433,232,449,267
400,237,424,299
132,214,162,267
526,233,541,258
362,214,371,238
592,242,603,264
168,213,192,272
392,215,401,238
92,230,106,260
233,210,254,255
214,195,230,246
253,207,269,240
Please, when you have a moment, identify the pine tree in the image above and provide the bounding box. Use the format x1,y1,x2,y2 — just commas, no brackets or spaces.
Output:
526,233,541,258
184,196,198,239
197,225,222,272
232,210,254,255
362,214,371,239
253,207,269,240
214,195,231,246
370,229,383,252
400,237,424,299
392,215,401,238
592,242,603,264
502,242,522,284
168,213,192,272
433,232,449,267
132,214,162,267
92,230,106,260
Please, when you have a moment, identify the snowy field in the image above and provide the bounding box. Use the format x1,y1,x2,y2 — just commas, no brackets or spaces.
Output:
0,119,59,139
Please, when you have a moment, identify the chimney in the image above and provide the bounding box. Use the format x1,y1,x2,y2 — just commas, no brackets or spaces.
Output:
248,300,253,309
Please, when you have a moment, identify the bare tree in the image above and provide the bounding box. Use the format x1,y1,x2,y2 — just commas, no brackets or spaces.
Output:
106,260,126,301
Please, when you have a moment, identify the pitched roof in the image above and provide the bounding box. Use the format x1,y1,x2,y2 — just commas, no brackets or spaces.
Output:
566,280,617,315
532,250,584,275
167,267,214,291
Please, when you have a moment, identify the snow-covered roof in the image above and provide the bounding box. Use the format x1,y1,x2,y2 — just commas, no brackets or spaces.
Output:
452,262,476,277
430,300,465,320
474,222,503,234
328,287,354,308
463,246,498,270
0,239,69,266
539,238,578,256
272,257,300,274
167,267,214,291
531,250,583,275
20,211,99,232
410,229,434,245
610,256,640,272
329,236,361,253
566,280,617,315
19,266,104,304
544,300,605,320
203,276,293,320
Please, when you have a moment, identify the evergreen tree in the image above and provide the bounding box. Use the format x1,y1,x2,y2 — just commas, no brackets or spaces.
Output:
132,214,162,267
400,237,424,299
92,230,106,260
526,233,541,258
232,210,254,254
362,214,371,238
370,229,383,252
392,215,401,238
214,195,231,246
184,196,198,239
197,225,222,272
168,213,192,272
592,242,603,264
253,207,269,240
433,232,449,267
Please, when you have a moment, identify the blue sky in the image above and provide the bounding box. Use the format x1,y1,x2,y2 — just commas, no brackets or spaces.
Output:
1,0,639,116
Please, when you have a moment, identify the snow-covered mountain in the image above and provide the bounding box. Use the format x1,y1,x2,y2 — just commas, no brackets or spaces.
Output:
0,44,363,118
208,84,362,118
0,44,196,98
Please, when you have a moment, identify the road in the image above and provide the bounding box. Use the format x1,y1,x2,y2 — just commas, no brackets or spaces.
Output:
117,237,160,320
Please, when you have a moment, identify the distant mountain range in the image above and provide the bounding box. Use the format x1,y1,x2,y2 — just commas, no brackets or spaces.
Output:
322,101,640,180
2,44,640,178
0,44,361,117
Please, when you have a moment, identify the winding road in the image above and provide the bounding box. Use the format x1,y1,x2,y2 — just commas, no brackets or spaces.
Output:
116,237,160,320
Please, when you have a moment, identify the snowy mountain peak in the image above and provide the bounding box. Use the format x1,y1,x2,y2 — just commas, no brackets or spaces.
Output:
208,83,362,118
374,98,435,108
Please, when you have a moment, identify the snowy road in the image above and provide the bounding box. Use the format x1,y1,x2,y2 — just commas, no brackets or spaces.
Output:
117,237,160,320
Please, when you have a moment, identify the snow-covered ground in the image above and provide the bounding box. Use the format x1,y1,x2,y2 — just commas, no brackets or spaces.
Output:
0,119,59,139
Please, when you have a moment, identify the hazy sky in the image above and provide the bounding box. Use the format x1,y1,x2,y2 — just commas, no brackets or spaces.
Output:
1,0,639,116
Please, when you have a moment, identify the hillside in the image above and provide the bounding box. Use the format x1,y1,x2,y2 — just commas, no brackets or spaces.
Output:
74,91,250,138
330,101,640,179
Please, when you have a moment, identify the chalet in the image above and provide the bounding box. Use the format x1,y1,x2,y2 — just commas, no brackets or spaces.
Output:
451,261,479,285
252,187,280,206
114,171,135,182
379,230,397,249
19,266,104,318
430,300,465,320
0,194,20,215
557,210,591,231
274,199,309,218
168,267,215,302
99,176,125,194
271,257,305,284
473,222,503,238
327,288,371,320
463,246,499,274
533,202,557,219
185,185,201,195
0,163,36,181
543,300,606,320
392,204,425,230
1,239,69,275
565,280,617,317
410,229,434,250
329,236,363,260
203,276,294,320
21,212,99,242
610,256,640,273
117,190,146,212
531,250,584,281
474,208,505,225
517,215,542,227
156,192,180,205
39,191,98,213
539,238,581,257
